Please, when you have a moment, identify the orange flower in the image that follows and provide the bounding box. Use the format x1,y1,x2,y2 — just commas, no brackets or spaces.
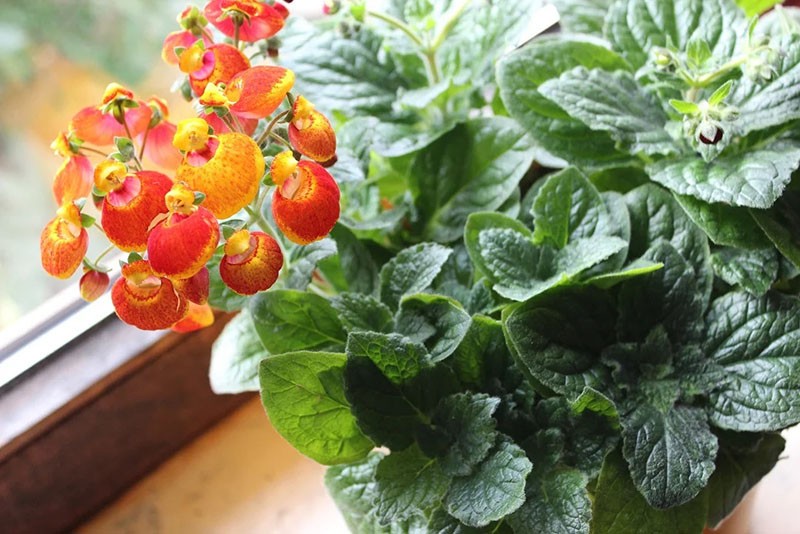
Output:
204,0,285,42
99,168,173,252
227,66,294,119
162,30,212,66
173,266,210,305
171,302,215,333
79,269,110,302
219,229,283,295
70,84,152,147
111,260,188,330
175,132,264,218
147,184,220,279
138,98,183,170
187,43,250,97
52,154,93,205
40,201,89,279
271,153,340,245
288,96,336,164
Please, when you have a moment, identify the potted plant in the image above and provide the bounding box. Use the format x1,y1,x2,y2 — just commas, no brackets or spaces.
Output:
39,0,800,532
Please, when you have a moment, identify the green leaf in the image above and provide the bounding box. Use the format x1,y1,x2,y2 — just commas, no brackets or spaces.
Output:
346,331,429,385
331,292,394,333
731,35,800,134
538,67,676,156
444,438,533,527
707,431,784,527
687,36,713,69
206,251,249,312
395,294,470,363
449,315,510,389
625,184,712,299
674,194,770,249
705,291,800,431
371,119,461,158
750,190,800,268
584,258,664,289
465,212,532,275
250,289,346,354
736,0,782,17
617,242,704,343
532,167,622,249
209,311,266,394
380,243,452,309
620,405,718,508
708,80,734,106
325,452,384,532
571,386,620,428
504,286,615,397
604,0,744,70
433,393,500,477
711,247,779,295
330,224,380,296
591,449,709,534
497,37,634,168
669,99,700,115
280,19,408,117
551,0,612,35
408,117,535,243
508,469,591,534
285,238,337,290
260,351,373,465
374,445,450,524
646,141,800,209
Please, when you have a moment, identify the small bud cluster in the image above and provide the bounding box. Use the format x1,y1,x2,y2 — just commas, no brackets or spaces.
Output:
39,0,341,332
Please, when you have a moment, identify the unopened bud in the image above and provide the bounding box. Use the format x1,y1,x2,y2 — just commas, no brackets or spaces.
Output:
80,269,110,302
698,120,723,145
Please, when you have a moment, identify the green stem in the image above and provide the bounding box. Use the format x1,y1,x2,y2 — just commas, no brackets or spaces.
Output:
429,0,471,51
365,9,425,48
79,146,109,158
121,117,144,171
94,244,116,266
423,50,441,84
233,17,241,50
244,205,287,261
256,109,291,147
694,55,749,87
138,125,151,162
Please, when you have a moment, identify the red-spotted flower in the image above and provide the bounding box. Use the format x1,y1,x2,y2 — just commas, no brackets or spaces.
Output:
70,83,152,147
204,0,286,43
171,302,215,333
147,183,220,279
173,266,211,305
94,161,173,252
111,260,188,330
51,131,93,205
179,42,250,97
40,201,89,279
174,118,265,219
270,151,340,245
288,96,337,165
200,66,294,121
219,229,283,295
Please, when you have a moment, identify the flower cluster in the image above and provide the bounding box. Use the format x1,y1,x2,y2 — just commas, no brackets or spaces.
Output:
40,0,340,331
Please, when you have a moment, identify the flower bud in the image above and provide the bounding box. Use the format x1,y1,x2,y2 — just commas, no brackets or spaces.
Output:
80,269,110,302
697,119,723,145
40,201,89,279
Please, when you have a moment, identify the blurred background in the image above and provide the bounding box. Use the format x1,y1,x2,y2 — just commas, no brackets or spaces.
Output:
0,0,322,331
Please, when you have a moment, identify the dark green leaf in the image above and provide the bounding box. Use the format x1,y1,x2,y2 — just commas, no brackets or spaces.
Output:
591,449,709,534
551,0,612,35
750,190,800,268
374,445,450,524
332,292,394,333
711,247,778,295
707,431,784,527
538,68,675,156
646,142,800,209
497,37,634,168
620,405,718,508
584,258,664,289
285,238,337,290
445,438,533,527
380,243,452,309
325,452,382,530
449,315,510,389
675,194,770,250
395,294,470,363
209,310,267,394
250,289,346,354
260,351,373,465
571,387,620,429
408,117,535,242
330,224,380,296
705,291,800,431
434,393,500,477
346,332,429,385
508,469,591,534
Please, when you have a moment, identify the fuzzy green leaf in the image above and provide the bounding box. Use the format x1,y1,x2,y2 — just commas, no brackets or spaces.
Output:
380,243,452,309
346,332,429,385
260,351,373,465
433,393,500,477
551,0,612,35
209,310,266,394
331,224,380,296
675,194,771,250
711,247,779,295
332,292,395,334
396,294,471,363
508,469,591,534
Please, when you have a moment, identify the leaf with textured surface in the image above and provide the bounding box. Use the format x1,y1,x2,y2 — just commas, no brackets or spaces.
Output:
751,190,800,268
374,445,450,524
380,243,452,309
209,311,266,394
331,224,380,296
325,452,383,531
285,239,337,290
705,291,800,431
346,332,429,385
260,351,373,465
396,294,470,363
552,0,612,35
591,449,709,534
646,142,800,209
508,469,591,534
332,292,394,333
408,117,535,243
604,0,744,70
675,194,770,250
620,404,718,508
538,67,675,156
711,247,778,295
497,37,633,167
250,289,346,354
434,393,500,477
445,438,532,527
449,315,510,389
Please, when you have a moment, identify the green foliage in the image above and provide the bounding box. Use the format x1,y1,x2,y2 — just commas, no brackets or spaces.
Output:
209,311,267,394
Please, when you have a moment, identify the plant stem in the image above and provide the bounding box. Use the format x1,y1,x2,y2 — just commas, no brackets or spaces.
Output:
365,9,425,48
80,146,110,158
244,205,287,260
138,125,151,162
94,244,116,266
256,109,290,147
429,0,471,51
233,17,241,50
694,55,749,87
121,117,144,170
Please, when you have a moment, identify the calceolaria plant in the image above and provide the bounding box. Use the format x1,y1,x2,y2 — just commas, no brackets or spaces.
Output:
39,0,800,533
